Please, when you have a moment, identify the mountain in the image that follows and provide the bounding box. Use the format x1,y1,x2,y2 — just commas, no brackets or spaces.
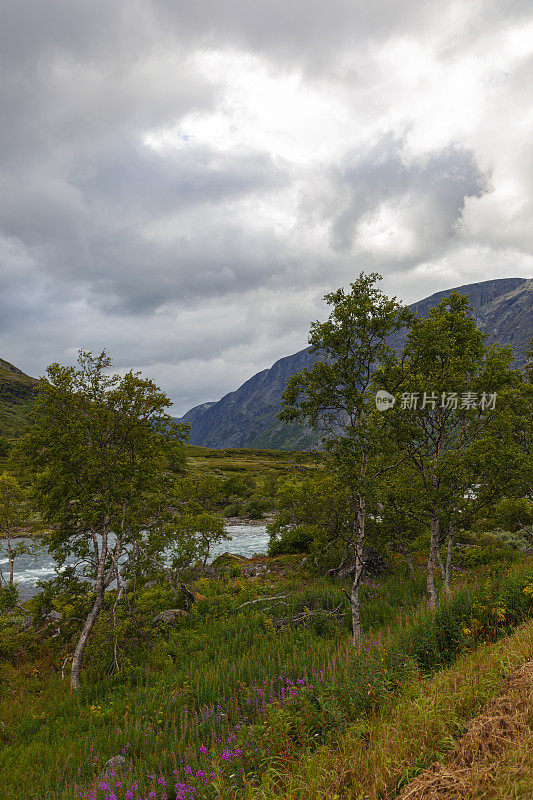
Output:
180,277,533,450
0,358,38,438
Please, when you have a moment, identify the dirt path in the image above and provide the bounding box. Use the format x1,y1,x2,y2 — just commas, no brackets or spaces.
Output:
396,661,533,799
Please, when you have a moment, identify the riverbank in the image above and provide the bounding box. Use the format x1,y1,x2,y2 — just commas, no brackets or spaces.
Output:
0,522,271,599
0,515,274,539
223,513,274,526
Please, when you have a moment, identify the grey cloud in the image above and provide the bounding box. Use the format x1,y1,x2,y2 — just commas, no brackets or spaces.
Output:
73,142,288,220
154,0,457,69
309,136,488,261
0,0,532,413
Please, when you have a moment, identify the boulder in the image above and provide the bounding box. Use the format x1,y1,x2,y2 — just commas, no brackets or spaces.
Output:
44,610,63,624
152,609,187,625
211,552,248,568
328,547,387,579
363,548,387,576
104,755,127,772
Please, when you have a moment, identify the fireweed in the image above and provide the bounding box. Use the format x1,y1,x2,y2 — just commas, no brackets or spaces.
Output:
71,565,532,800
3,563,529,799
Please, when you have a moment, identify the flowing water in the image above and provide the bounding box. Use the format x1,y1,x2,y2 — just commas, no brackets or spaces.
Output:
0,523,269,600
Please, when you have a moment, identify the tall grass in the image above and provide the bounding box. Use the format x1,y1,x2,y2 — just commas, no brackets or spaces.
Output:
0,562,530,800
247,618,533,800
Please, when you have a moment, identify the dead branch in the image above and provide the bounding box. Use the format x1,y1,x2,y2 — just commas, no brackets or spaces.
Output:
237,594,289,609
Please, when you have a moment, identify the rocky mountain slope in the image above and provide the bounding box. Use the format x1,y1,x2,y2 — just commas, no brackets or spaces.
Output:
180,277,533,450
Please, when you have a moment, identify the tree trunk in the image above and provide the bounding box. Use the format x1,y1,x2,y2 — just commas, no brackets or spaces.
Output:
350,491,366,646
350,578,360,646
443,530,453,597
7,534,14,585
403,549,416,581
436,546,445,580
426,515,439,609
70,533,110,691
70,591,103,690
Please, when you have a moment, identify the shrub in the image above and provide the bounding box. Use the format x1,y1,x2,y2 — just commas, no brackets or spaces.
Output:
453,543,518,568
269,524,316,555
489,528,531,553
224,500,243,517
243,497,269,519
0,582,18,613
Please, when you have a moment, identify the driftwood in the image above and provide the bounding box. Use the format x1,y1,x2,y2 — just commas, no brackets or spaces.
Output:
237,594,289,609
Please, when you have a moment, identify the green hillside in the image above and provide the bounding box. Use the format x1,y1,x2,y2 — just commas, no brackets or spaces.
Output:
0,358,37,438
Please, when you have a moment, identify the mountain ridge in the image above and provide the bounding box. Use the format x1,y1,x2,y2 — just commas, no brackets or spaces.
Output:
180,277,533,450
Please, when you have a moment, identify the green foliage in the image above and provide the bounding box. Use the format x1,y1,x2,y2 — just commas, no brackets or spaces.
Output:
0,582,18,612
269,523,315,555
0,471,31,584
280,272,412,433
279,273,419,643
13,349,189,688
0,435,11,458
15,350,188,554
0,358,37,438
32,567,92,621
488,527,532,552
267,470,350,567
525,337,533,382
453,542,519,568
174,509,229,565
0,471,29,527
318,566,532,728
242,496,270,519
480,497,533,539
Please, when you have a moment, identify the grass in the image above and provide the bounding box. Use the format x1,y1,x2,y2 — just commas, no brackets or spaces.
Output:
0,567,425,799
245,617,533,800
394,660,532,799
0,559,530,800
184,445,319,481
0,357,37,439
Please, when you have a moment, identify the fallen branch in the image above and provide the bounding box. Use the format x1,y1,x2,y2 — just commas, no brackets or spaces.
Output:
237,594,288,609
61,655,71,680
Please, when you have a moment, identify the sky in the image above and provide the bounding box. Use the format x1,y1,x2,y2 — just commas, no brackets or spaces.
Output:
1,0,533,414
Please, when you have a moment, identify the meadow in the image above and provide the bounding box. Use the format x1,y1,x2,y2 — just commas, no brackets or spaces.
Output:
1,547,531,800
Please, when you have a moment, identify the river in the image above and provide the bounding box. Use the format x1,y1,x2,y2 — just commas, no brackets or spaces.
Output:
0,523,270,600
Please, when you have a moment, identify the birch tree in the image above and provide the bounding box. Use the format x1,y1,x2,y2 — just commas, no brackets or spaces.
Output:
0,472,30,586
280,273,411,644
377,292,522,607
16,350,188,689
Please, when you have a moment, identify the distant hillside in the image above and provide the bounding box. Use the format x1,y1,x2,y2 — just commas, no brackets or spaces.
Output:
0,358,37,438
180,277,533,450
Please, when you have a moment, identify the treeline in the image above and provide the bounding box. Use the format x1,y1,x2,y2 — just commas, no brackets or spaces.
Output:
269,273,532,643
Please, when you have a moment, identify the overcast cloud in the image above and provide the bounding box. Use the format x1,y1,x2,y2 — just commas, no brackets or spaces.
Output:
1,0,532,413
